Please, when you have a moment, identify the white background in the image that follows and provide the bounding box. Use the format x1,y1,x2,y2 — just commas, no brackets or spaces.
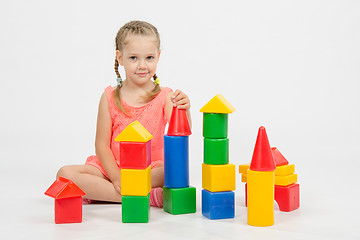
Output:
1,0,359,239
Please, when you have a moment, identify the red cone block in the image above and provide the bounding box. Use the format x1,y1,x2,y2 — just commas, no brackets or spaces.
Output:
250,126,276,171
167,106,192,136
271,147,289,166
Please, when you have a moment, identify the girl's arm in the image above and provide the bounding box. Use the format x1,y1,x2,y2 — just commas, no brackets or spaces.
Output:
165,90,192,129
95,92,121,194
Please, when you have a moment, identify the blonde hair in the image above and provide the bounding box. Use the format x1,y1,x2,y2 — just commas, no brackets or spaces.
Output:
113,20,161,114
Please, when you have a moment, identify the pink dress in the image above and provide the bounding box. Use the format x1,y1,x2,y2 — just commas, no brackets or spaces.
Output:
85,85,172,178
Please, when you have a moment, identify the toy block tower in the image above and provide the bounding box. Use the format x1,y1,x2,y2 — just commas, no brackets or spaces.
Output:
163,106,196,215
247,126,276,226
272,147,300,212
45,177,85,224
239,148,300,212
200,94,236,220
115,121,152,223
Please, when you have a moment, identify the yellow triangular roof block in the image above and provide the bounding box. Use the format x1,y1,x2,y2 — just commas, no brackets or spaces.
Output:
200,94,235,113
115,121,153,142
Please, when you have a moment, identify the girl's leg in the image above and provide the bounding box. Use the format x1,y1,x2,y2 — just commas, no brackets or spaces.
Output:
150,162,164,207
56,165,122,203
151,162,164,188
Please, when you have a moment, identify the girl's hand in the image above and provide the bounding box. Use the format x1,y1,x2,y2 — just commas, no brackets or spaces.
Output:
112,177,121,195
172,90,190,110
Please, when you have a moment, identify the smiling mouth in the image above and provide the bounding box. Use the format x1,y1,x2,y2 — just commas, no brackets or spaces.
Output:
137,73,148,77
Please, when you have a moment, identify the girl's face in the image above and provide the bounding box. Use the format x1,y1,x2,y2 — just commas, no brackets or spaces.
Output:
117,34,160,87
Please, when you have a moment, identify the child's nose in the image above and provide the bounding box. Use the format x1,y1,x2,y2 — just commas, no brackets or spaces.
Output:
138,59,147,69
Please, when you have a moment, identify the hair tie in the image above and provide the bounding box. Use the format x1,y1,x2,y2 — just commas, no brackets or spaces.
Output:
154,77,160,85
116,77,123,87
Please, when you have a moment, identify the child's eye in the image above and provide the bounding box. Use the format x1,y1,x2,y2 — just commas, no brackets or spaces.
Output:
147,56,154,60
130,56,137,60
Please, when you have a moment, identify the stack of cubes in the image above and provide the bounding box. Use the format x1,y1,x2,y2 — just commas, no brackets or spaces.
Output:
239,146,300,213
200,94,236,220
114,121,153,223
163,106,196,215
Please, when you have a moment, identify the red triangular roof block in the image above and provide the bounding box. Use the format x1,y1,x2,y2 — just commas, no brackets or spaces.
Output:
250,126,276,171
167,106,192,136
271,147,289,166
45,177,85,199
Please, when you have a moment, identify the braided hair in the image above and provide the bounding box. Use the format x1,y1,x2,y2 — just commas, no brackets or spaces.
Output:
113,21,161,114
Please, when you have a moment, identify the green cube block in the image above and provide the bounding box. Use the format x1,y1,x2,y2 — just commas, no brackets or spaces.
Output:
204,138,229,165
203,113,228,138
122,194,150,223
163,186,196,215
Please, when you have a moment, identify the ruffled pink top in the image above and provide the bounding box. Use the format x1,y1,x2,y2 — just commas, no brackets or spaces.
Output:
85,85,172,177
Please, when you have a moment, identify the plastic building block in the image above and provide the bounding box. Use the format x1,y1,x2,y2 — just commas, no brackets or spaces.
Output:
122,194,150,223
275,164,295,176
163,186,196,215
241,173,248,182
45,177,85,224
275,184,300,212
245,183,248,207
245,183,300,212
241,165,296,183
164,135,189,188
121,166,151,196
239,163,250,174
250,126,276,172
120,141,151,169
202,190,234,220
204,138,229,165
202,163,236,192
115,120,153,143
200,94,236,114
54,197,83,224
45,177,85,199
167,106,192,136
247,169,275,227
271,147,289,166
203,113,228,139
275,174,298,186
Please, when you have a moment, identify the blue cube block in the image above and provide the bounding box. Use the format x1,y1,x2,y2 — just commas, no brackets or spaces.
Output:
202,189,235,220
164,135,189,188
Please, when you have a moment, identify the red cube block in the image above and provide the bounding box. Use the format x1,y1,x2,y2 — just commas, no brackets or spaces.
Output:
275,183,300,212
55,197,83,224
120,141,151,169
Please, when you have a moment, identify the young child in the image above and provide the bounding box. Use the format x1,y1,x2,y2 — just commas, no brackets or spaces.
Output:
56,20,191,208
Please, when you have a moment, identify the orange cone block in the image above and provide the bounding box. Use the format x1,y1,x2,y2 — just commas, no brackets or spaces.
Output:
247,126,276,227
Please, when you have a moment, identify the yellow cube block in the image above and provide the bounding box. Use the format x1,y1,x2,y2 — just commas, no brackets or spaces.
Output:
202,163,235,192
275,164,295,176
247,169,275,226
121,166,151,196
275,173,297,186
239,163,250,174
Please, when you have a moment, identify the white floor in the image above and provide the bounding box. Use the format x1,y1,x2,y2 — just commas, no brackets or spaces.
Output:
2,152,359,240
